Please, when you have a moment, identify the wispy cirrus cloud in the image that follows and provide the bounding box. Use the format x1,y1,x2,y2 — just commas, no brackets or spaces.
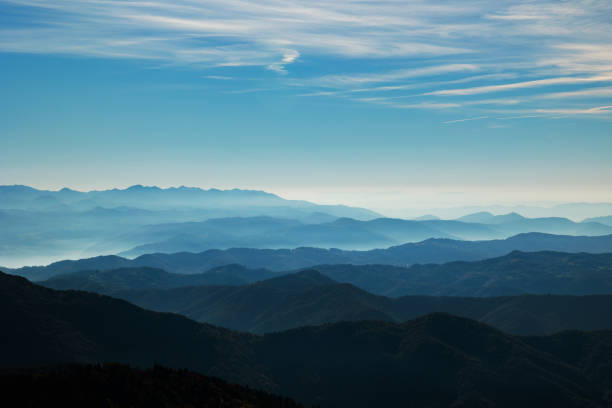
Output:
443,116,488,124
1,0,611,119
535,105,612,115
539,87,612,99
426,75,612,96
307,64,479,87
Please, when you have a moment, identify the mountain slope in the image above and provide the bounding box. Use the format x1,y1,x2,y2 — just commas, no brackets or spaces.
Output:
44,267,612,335
0,271,262,387
42,264,277,292
315,251,612,297
3,270,612,407
0,364,303,408
113,270,395,333
256,315,604,408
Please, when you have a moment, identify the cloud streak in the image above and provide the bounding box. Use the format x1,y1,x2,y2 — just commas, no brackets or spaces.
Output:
426,75,612,96
1,0,611,118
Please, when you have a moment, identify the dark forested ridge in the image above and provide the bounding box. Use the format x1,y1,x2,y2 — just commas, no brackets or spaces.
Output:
43,267,612,335
0,364,303,408
3,270,612,407
40,250,612,298
10,232,612,280
0,271,262,387
315,250,612,297
42,264,277,292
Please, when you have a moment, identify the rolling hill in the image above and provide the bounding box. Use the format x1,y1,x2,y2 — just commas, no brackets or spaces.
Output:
41,264,277,292
43,267,612,335
315,251,612,297
4,270,612,407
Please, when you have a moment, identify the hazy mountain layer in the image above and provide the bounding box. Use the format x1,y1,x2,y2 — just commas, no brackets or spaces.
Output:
0,185,379,217
0,185,379,267
12,233,612,280
584,215,612,227
119,214,612,257
3,185,612,268
2,271,612,408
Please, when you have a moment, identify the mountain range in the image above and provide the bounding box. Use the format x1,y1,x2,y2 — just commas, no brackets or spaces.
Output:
3,185,612,269
0,185,378,267
3,270,612,407
116,213,612,257
11,233,612,281
40,263,612,335
315,250,612,297
0,184,379,218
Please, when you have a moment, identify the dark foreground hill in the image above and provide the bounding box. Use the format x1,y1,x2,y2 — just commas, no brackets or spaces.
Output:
12,232,612,280
4,270,612,407
0,364,303,408
44,268,612,335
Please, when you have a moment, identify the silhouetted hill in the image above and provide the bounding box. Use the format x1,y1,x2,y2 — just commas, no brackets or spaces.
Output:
0,271,262,387
13,232,612,280
0,364,303,408
111,270,395,333
42,264,277,292
257,314,610,407
3,271,612,407
37,250,612,298
51,267,612,335
316,251,612,297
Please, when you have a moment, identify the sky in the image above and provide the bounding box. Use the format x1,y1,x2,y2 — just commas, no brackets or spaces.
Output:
1,0,612,215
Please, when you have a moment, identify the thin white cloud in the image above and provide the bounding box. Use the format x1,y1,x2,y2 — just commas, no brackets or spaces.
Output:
427,75,612,96
539,87,612,99
204,75,235,80
535,105,612,115
443,116,488,124
392,102,461,109
309,64,478,87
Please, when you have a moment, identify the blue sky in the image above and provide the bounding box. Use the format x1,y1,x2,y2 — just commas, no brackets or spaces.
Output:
1,0,612,215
